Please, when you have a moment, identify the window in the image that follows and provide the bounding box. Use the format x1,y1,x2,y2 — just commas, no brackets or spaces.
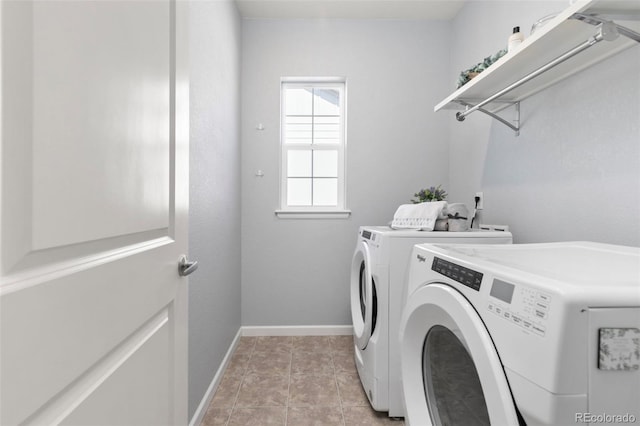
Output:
277,79,349,218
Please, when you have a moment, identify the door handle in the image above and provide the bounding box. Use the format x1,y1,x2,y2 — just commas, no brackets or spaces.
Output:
178,255,198,277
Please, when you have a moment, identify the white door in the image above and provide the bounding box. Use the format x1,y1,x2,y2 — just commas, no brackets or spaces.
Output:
0,1,189,425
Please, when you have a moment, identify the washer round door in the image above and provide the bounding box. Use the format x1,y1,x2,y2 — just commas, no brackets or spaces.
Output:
399,283,520,426
350,240,373,350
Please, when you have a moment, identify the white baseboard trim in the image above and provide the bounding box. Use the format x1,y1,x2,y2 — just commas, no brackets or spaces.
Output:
189,328,242,426
241,325,353,336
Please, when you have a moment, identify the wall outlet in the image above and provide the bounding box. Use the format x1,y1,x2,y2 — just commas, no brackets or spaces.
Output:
475,192,484,210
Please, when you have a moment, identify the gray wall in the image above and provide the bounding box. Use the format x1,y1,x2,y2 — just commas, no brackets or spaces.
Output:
241,20,451,326
447,1,640,246
188,0,242,420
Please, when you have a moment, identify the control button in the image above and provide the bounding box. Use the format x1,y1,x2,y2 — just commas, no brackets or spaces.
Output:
535,310,548,320
512,315,522,326
432,257,483,291
503,311,511,320
537,292,551,303
522,320,532,330
531,324,546,336
536,301,549,311
495,307,502,315
488,303,495,313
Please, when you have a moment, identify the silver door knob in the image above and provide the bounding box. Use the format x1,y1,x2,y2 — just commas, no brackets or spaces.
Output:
178,255,198,277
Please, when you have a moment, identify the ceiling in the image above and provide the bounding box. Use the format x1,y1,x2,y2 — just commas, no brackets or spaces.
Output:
235,0,467,20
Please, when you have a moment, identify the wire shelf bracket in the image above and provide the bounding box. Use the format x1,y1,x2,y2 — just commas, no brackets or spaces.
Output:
455,100,521,136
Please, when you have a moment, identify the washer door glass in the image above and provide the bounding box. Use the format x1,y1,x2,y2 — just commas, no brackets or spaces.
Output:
359,262,377,337
350,241,373,349
359,261,367,319
423,325,490,426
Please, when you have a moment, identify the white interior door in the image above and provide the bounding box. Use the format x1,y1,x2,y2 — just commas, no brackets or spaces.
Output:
0,1,189,424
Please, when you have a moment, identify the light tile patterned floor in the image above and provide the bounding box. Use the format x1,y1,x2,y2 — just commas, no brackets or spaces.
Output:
201,336,404,426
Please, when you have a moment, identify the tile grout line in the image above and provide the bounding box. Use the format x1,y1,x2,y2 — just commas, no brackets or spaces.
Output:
332,348,348,426
285,342,292,426
225,338,255,426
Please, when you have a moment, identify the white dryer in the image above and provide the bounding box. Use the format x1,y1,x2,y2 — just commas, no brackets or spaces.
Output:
350,226,513,416
399,242,640,426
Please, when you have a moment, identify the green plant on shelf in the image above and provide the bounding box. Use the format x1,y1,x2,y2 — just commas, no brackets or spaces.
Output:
457,48,508,88
411,185,447,203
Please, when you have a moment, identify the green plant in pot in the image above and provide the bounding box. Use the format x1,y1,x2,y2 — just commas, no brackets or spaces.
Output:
411,185,447,203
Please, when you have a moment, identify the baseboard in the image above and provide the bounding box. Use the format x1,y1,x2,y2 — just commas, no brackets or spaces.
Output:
241,325,353,336
189,328,242,426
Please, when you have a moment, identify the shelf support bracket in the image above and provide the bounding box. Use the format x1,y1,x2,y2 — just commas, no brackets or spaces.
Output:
456,100,520,136
571,13,640,43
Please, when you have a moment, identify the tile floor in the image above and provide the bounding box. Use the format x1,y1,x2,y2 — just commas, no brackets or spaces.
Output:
200,335,404,426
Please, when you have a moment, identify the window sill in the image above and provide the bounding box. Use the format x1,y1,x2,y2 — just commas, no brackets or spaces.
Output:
275,210,351,219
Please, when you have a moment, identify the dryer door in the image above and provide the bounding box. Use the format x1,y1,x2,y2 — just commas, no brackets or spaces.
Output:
350,241,373,350
400,283,520,426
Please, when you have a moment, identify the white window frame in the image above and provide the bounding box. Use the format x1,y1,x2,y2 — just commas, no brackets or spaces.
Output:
276,78,350,219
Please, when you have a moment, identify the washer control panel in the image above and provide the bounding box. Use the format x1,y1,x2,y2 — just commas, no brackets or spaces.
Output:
361,230,373,240
487,278,552,337
432,257,484,291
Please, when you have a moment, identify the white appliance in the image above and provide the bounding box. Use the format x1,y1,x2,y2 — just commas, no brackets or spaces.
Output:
350,226,513,416
399,242,640,426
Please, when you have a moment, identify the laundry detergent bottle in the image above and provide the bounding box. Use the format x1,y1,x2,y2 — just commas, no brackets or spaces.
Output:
508,26,524,52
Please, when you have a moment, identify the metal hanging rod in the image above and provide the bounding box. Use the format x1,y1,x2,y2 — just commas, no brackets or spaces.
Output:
455,20,620,124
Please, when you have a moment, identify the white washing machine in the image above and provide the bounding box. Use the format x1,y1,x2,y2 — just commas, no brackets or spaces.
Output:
399,242,640,426
350,226,513,417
